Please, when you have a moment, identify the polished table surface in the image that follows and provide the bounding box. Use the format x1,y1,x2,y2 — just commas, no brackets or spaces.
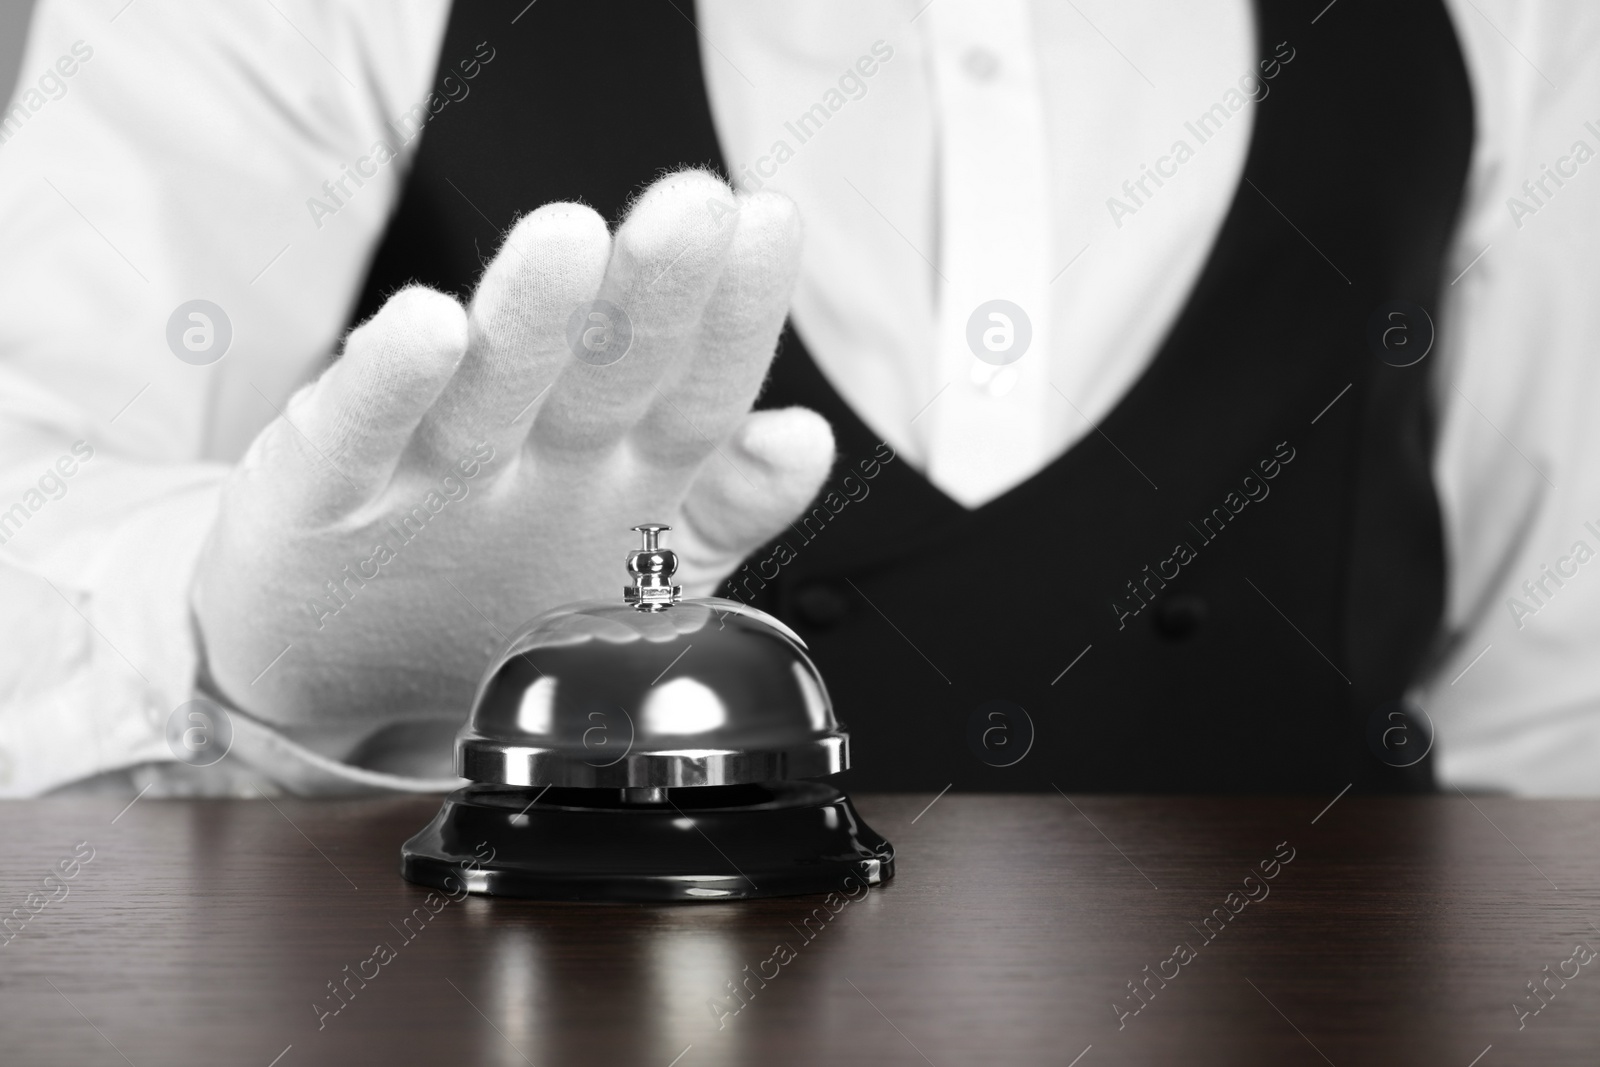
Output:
3,791,1599,1065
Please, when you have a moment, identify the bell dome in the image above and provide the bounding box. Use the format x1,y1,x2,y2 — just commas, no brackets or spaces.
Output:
457,597,846,788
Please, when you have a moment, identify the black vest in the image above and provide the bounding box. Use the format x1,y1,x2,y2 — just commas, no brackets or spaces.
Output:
353,0,1473,794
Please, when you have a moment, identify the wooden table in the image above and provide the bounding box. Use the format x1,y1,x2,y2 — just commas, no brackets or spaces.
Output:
2,792,1597,1065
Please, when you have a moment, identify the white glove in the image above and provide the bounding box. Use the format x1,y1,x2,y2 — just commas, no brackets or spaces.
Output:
191,171,833,746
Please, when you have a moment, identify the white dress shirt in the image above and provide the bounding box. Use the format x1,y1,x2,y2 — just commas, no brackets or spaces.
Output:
1,0,1598,795
702,0,1252,507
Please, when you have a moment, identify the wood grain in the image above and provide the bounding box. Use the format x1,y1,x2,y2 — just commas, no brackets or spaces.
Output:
2,793,1598,1065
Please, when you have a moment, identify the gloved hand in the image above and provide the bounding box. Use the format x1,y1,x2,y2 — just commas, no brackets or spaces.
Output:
191,171,833,744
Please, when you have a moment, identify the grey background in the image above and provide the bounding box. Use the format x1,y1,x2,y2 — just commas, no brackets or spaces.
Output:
2,0,38,106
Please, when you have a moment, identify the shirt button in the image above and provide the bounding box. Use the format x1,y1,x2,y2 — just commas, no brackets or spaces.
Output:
969,360,1019,398
1153,595,1207,641
792,582,855,629
962,47,1001,82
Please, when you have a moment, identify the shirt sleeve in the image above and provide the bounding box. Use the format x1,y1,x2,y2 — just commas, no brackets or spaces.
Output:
1424,0,1600,794
0,0,457,796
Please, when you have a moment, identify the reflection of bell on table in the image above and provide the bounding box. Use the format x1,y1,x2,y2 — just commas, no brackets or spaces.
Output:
401,524,895,901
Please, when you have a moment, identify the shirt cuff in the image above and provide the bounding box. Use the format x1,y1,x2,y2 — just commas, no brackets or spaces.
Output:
1,477,461,796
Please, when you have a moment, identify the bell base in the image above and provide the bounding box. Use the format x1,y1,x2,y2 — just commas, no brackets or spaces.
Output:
401,780,895,903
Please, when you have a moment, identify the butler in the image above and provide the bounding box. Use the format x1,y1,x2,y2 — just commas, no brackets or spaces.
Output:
2,0,1596,798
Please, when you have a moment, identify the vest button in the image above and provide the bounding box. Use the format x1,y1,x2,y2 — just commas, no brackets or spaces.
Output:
792,582,855,628
1153,595,1207,641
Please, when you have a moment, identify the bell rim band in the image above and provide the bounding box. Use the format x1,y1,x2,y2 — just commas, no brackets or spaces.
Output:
456,732,848,788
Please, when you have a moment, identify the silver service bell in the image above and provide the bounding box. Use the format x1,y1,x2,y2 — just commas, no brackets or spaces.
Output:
401,524,895,902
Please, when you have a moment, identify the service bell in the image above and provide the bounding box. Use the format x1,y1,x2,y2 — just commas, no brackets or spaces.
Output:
401,524,895,901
